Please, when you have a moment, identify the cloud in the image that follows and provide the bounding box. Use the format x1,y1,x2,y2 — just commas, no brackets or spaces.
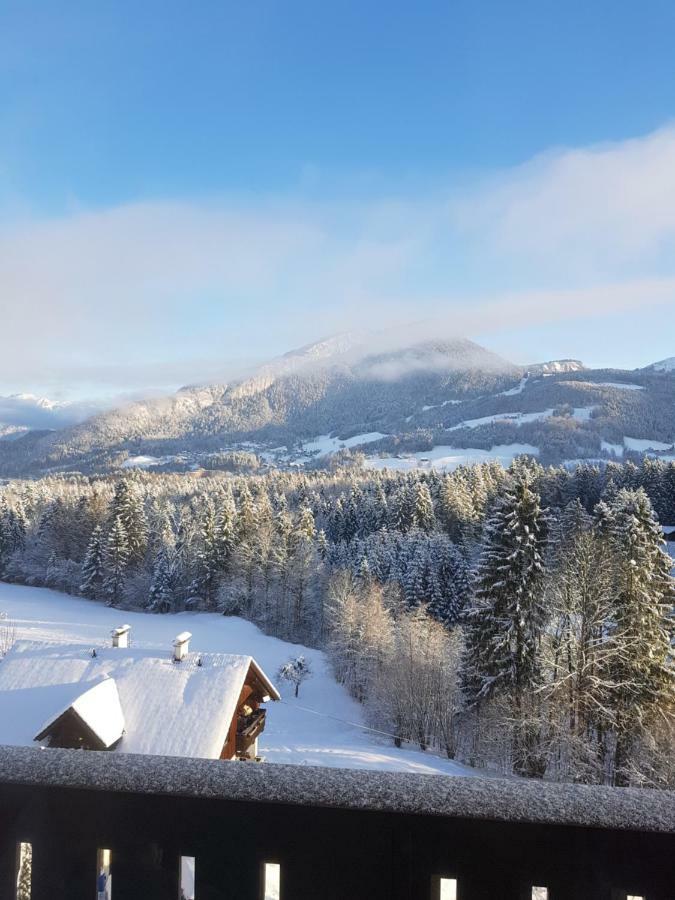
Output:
0,393,103,432
1,125,675,396
454,125,675,274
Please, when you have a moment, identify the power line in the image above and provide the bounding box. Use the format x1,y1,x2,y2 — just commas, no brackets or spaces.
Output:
277,698,405,743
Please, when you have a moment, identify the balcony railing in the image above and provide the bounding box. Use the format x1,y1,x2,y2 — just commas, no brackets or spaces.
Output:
0,744,674,900
236,709,266,757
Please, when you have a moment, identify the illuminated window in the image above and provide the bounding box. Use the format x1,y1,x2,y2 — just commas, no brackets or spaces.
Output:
263,862,280,900
439,877,457,900
532,889,549,900
16,843,32,900
96,849,112,899
180,857,195,900
626,896,645,900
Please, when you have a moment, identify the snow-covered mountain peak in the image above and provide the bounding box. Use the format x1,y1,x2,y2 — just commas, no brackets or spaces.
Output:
281,332,365,363
8,392,64,410
529,359,585,375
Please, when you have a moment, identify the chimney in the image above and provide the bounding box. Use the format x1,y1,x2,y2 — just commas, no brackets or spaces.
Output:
112,625,131,648
173,631,192,662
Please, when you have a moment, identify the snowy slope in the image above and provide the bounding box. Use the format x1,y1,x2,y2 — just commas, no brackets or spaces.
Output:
0,583,476,777
364,443,539,472
648,357,675,372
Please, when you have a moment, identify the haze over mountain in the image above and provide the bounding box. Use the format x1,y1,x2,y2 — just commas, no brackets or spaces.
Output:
0,332,672,478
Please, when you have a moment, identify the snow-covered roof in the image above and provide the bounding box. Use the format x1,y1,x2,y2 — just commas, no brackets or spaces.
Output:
0,641,279,759
35,676,125,749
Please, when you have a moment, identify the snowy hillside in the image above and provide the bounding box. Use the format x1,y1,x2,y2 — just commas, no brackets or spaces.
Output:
649,356,675,372
0,583,476,777
2,333,674,477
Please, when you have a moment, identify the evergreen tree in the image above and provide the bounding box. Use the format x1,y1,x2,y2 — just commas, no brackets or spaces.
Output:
103,516,130,606
109,480,148,565
148,548,175,612
461,477,549,775
193,500,220,608
413,481,436,533
80,525,104,599
603,489,675,785
214,486,236,570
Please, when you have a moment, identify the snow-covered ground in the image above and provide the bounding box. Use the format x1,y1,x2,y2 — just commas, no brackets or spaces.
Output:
122,455,175,469
498,375,529,396
421,399,463,412
599,437,675,459
364,443,539,472
446,407,595,432
595,382,644,391
624,436,674,452
0,583,476,777
447,410,554,430
301,431,388,456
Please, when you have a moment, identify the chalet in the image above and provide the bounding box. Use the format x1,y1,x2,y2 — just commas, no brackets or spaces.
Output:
0,628,280,761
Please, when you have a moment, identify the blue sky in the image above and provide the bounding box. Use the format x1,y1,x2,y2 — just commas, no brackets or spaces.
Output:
1,0,675,398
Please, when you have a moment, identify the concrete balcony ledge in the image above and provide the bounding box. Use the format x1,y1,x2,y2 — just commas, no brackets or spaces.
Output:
1,743,674,834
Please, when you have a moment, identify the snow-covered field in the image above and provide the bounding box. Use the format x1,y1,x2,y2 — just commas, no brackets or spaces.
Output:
0,583,476,777
447,410,555,430
301,431,388,456
122,455,175,469
595,382,644,391
364,443,539,472
624,436,674,452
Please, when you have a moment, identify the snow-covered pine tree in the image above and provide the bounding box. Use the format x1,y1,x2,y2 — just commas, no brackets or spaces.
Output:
544,504,613,782
402,535,428,608
109,479,148,565
603,488,675,785
192,499,220,608
460,476,549,775
80,525,104,600
214,486,236,571
427,537,470,626
236,484,258,544
148,548,174,612
103,516,130,607
412,481,436,533
316,528,329,560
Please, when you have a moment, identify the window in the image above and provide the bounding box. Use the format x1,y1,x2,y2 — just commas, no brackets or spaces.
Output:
532,889,549,900
626,896,645,900
96,849,112,900
16,843,32,900
180,857,195,900
438,877,457,900
263,862,280,900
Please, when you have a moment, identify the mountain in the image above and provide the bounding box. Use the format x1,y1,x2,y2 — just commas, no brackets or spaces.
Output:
0,336,673,476
0,393,104,439
528,359,585,375
646,357,675,373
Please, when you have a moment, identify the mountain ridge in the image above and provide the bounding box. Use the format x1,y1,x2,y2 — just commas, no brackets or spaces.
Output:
0,338,672,476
